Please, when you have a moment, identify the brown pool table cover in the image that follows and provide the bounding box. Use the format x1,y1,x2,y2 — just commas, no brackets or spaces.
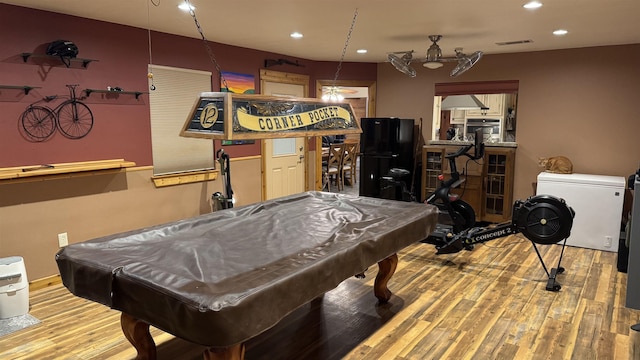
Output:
56,191,437,347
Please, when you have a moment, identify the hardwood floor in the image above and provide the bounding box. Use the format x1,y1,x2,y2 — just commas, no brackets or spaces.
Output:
1,235,638,359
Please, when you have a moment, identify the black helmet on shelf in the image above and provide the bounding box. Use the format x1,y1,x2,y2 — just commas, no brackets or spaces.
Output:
46,40,79,67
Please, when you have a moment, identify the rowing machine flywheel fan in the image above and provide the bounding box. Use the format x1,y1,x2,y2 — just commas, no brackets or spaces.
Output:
513,195,575,245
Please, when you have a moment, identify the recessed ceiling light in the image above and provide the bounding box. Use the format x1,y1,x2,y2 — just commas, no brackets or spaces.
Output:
290,32,303,39
178,2,195,11
523,1,542,9
356,49,367,54
553,29,568,36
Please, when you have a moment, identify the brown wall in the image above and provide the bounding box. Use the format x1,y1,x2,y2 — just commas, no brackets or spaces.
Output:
0,4,376,280
0,4,377,167
376,44,640,201
4,3,638,281
0,160,263,281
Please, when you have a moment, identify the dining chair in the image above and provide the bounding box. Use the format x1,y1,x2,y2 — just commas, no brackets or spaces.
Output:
326,143,346,192
341,141,359,188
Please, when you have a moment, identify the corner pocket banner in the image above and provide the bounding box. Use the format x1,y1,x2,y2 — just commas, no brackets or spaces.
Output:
180,92,361,140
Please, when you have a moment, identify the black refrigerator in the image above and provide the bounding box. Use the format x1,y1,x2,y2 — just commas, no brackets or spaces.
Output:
359,118,415,200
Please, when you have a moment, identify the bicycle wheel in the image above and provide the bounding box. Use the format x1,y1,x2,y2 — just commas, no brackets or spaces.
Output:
56,101,94,139
21,106,56,140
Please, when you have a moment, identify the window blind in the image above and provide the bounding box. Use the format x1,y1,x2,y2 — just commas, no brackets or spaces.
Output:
148,65,213,175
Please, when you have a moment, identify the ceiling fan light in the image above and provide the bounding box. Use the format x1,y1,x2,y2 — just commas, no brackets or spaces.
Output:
423,61,444,69
322,87,344,102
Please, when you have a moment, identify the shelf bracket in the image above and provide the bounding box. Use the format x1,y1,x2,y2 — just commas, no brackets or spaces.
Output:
0,85,40,95
83,89,147,100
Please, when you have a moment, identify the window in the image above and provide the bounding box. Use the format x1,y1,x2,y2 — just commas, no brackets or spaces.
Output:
148,65,214,175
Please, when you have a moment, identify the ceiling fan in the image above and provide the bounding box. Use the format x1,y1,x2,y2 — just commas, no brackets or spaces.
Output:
321,86,358,101
387,51,417,77
388,35,483,78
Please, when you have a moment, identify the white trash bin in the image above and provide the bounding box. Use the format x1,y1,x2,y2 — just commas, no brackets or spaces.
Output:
0,256,29,319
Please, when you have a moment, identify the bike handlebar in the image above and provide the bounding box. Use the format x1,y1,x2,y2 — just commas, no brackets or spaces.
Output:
444,142,484,161
445,144,473,159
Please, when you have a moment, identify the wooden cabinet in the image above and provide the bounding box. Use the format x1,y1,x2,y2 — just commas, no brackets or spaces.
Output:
422,147,445,198
482,147,516,223
421,145,516,223
466,94,505,117
450,109,466,124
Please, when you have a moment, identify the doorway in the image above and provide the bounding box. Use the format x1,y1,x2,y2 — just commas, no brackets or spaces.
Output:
314,79,377,191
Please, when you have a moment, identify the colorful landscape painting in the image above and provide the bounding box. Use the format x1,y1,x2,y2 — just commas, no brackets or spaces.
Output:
220,71,255,94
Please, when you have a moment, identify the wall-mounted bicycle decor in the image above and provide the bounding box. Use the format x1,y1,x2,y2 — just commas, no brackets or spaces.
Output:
21,84,94,141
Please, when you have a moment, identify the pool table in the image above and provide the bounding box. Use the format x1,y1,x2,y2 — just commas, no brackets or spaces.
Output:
56,191,437,359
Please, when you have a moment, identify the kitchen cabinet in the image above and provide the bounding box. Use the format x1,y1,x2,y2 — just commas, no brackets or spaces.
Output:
466,94,505,117
450,109,466,124
421,144,516,223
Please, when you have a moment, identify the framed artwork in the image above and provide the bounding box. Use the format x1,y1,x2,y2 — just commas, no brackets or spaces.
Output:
220,71,255,94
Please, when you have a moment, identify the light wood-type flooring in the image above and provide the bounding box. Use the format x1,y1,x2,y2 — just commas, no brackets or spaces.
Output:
1,235,638,359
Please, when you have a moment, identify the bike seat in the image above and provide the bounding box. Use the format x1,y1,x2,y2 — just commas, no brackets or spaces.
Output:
388,168,410,178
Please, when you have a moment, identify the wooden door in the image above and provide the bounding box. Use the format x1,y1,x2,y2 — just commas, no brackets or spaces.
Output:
261,74,307,200
263,137,306,200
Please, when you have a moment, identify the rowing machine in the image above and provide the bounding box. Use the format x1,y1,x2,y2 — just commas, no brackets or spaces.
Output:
434,194,575,291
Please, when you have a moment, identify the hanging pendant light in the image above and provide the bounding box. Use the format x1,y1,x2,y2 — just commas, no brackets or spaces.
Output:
323,9,359,102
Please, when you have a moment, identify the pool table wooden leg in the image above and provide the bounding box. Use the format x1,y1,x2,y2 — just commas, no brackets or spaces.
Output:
374,253,398,303
203,344,246,360
121,312,157,360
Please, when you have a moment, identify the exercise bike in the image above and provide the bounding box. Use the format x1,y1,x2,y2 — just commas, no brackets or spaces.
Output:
424,128,485,245
424,129,576,291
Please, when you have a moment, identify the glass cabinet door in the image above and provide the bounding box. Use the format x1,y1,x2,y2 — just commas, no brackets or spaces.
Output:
422,147,444,202
483,149,514,222
485,153,507,215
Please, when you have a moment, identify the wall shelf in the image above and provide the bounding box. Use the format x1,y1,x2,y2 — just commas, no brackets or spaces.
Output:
84,88,147,99
20,52,98,68
151,169,218,187
0,85,41,95
0,159,136,184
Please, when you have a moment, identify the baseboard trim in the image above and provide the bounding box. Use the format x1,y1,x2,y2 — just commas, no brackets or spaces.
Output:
30,274,61,291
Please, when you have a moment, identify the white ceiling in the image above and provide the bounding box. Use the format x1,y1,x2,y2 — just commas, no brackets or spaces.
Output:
2,0,639,63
